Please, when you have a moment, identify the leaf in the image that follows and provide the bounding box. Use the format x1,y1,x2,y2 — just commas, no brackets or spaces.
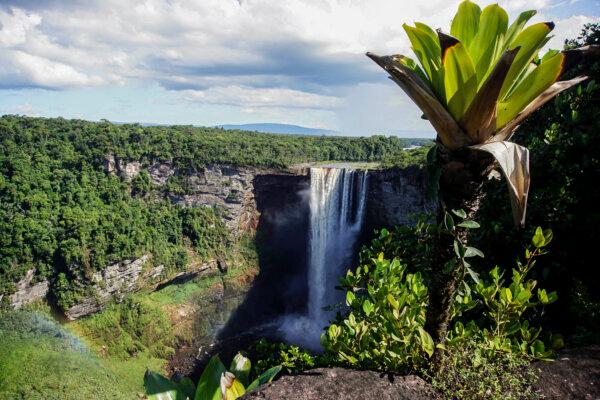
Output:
471,142,530,227
459,47,519,142
230,353,251,387
469,4,509,84
451,209,467,219
403,23,445,98
444,212,455,231
450,0,481,48
176,378,196,400
497,52,564,128
503,10,537,50
346,290,355,306
499,22,555,101
464,246,484,258
362,299,374,316
532,226,545,248
196,355,227,400
466,265,480,284
246,366,282,392
439,31,478,120
457,220,480,229
220,372,246,400
418,327,435,357
493,76,588,142
366,52,471,150
144,370,184,400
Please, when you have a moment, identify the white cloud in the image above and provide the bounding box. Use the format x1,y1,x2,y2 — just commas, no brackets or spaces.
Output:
0,0,597,131
182,85,341,109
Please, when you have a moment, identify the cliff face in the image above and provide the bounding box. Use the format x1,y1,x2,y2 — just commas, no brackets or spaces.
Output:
10,162,431,319
365,166,435,234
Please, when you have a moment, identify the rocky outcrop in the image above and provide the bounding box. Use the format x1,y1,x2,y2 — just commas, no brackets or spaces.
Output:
365,166,435,232
64,255,152,320
241,368,441,400
533,345,600,399
9,269,50,309
64,255,219,320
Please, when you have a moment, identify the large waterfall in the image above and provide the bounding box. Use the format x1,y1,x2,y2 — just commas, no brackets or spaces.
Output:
279,167,369,350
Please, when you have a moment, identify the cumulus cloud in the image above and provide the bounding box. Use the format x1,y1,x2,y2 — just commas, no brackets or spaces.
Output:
0,0,597,131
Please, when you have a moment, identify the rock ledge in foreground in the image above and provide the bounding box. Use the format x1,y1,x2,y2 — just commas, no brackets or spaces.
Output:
241,368,441,400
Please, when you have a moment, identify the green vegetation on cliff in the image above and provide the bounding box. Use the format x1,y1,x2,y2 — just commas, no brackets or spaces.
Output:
0,115,425,305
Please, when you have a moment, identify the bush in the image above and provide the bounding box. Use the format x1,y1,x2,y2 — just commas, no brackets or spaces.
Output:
77,297,175,359
252,339,316,374
319,220,557,398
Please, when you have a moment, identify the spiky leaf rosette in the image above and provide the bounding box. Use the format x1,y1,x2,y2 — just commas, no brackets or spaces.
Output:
367,0,599,226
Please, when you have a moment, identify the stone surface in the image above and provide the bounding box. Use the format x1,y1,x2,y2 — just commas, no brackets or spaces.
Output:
365,166,435,231
64,255,220,320
240,368,441,400
9,269,49,309
532,345,600,400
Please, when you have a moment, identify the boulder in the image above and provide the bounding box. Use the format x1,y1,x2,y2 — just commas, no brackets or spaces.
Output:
241,368,441,400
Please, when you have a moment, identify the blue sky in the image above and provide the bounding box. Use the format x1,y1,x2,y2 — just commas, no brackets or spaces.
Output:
0,0,598,136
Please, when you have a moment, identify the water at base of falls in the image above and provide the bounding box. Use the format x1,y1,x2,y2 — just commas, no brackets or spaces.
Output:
279,167,368,351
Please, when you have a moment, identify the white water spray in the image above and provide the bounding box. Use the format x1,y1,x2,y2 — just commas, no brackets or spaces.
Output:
279,167,368,350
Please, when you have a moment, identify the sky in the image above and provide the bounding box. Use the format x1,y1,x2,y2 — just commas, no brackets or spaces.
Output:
0,0,598,136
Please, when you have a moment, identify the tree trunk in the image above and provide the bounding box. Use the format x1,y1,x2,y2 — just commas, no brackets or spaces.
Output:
425,146,494,369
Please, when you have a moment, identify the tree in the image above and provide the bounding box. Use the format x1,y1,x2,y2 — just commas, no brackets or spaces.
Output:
366,0,600,362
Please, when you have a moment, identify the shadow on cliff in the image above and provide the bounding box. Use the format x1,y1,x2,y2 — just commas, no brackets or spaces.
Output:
217,174,311,341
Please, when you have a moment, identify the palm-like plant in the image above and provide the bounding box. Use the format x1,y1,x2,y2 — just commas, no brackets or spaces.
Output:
367,0,599,356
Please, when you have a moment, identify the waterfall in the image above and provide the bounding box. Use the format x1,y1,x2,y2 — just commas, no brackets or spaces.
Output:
279,167,368,350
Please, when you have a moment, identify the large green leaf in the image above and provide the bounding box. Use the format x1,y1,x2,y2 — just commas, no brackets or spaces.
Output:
176,378,196,400
246,365,282,392
469,4,508,85
503,10,536,50
450,0,481,48
196,355,227,400
499,22,555,100
460,47,519,142
403,23,444,99
144,370,185,400
493,76,588,142
440,32,477,120
497,52,564,128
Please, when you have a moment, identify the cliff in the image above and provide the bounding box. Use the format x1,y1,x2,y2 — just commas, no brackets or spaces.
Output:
9,162,431,320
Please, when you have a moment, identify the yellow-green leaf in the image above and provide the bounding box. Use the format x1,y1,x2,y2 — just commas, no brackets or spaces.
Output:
196,355,227,400
499,22,555,100
403,23,444,99
503,10,537,50
451,0,481,48
469,4,508,85
497,52,563,128
440,33,477,120
418,327,435,357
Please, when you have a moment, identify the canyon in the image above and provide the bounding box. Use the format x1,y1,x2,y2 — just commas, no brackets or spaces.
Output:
8,159,433,351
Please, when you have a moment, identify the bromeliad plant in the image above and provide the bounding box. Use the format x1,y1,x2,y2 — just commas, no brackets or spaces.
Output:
144,353,281,400
366,0,599,354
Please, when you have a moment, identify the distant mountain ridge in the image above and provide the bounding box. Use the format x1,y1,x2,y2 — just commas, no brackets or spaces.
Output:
217,123,337,136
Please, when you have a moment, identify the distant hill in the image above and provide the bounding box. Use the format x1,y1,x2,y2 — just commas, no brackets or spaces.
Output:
217,123,337,136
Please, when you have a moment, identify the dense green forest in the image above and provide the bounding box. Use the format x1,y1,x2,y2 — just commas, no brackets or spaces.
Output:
0,115,426,309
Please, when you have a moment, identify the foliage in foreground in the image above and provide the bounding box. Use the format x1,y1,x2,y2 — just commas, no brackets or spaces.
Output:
144,353,281,400
317,219,556,399
475,23,600,345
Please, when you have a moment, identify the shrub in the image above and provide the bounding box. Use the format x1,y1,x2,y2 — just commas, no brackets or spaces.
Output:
252,339,316,375
77,297,175,359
